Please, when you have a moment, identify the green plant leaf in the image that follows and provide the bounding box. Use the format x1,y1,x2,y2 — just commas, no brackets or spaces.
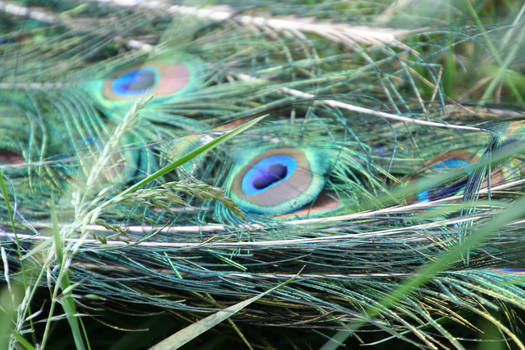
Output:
150,267,302,350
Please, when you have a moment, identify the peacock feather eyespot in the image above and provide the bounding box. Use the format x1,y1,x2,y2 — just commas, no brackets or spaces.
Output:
82,54,204,112
0,149,24,165
103,62,190,101
228,147,329,215
108,67,158,98
277,191,342,219
416,151,477,203
240,155,297,195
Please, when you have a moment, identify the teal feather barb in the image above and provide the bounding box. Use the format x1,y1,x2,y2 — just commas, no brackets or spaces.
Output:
0,1,524,349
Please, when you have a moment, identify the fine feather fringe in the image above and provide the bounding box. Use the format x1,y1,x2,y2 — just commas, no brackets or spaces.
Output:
0,1,524,349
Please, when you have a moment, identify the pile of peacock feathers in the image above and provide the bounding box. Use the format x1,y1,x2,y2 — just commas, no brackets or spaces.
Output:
0,0,524,349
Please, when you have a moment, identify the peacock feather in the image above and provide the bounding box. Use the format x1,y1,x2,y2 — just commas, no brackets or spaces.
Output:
0,1,524,349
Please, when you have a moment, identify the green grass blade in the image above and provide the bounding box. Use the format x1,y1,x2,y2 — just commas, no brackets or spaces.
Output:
12,331,36,350
119,115,266,198
0,287,16,350
0,169,16,236
149,267,303,350
51,204,88,350
1,164,37,346
320,194,525,350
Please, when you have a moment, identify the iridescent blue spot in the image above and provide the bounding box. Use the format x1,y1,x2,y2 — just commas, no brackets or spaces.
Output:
111,67,157,97
418,159,469,202
499,268,525,273
242,155,297,195
431,159,468,169
0,37,16,45
417,190,431,203
373,144,387,156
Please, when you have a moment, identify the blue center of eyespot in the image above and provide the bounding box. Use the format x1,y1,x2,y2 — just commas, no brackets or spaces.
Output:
241,155,297,195
430,159,468,169
111,67,157,97
498,268,525,273
417,159,469,202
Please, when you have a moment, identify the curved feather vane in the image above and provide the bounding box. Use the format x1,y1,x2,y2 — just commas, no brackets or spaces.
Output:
0,1,524,349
